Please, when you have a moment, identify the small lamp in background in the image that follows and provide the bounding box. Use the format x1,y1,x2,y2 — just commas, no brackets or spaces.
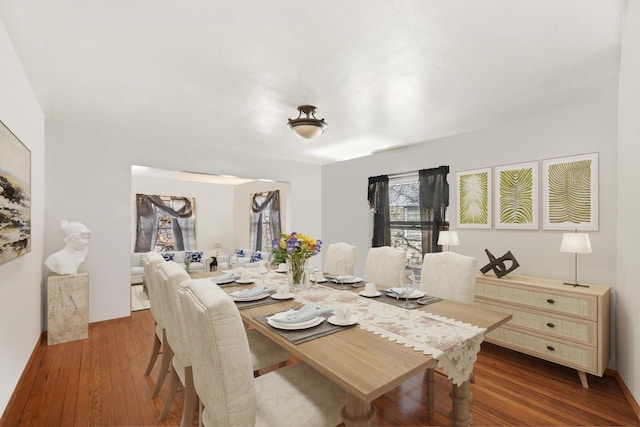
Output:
438,231,460,252
213,241,222,257
560,230,592,288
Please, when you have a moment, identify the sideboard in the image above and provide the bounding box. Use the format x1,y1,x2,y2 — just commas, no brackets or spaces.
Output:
474,272,611,388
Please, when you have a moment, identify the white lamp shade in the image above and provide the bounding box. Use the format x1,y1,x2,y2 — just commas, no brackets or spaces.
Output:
437,231,460,246
560,233,592,254
213,241,222,249
290,124,325,139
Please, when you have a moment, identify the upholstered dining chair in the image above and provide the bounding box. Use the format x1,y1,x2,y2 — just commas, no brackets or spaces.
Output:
323,242,357,276
177,279,345,427
363,246,407,287
419,251,478,420
155,261,291,427
141,252,169,397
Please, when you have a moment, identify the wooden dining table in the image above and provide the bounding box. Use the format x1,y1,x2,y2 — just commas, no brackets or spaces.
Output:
220,272,512,427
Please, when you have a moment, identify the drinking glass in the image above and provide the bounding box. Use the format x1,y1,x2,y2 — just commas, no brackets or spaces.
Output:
257,252,271,286
229,254,238,276
336,260,348,290
401,269,418,308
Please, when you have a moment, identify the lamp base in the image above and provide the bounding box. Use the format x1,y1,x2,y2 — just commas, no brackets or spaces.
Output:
563,281,590,288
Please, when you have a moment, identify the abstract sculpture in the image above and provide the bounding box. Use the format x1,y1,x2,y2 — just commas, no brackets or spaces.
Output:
480,249,519,278
45,220,92,275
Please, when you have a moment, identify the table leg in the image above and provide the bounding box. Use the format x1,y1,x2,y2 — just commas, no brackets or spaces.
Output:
450,380,473,427
341,392,375,427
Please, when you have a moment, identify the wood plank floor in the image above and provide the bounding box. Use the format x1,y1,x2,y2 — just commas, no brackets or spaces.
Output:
1,309,638,427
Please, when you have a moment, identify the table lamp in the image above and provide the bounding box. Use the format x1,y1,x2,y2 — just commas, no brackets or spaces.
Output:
437,231,460,252
213,241,222,257
560,230,591,288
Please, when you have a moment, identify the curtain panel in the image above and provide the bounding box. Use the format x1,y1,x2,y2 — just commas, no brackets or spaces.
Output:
419,166,450,254
250,190,281,252
134,194,196,252
367,175,391,247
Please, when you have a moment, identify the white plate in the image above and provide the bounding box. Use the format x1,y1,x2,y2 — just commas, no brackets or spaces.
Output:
387,289,425,299
312,278,327,283
327,315,359,326
235,279,254,284
358,290,381,298
212,277,236,285
271,293,294,300
230,293,270,302
267,316,324,330
274,269,288,273
331,276,362,284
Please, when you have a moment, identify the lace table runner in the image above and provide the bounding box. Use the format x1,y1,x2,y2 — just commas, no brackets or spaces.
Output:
293,285,486,385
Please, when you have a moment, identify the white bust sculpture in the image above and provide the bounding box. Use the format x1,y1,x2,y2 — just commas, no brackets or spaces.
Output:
45,220,92,275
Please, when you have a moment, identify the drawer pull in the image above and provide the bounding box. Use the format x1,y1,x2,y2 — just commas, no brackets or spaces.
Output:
546,345,555,351
546,298,555,304
546,322,555,328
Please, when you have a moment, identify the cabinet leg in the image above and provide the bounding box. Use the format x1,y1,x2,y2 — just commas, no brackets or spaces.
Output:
577,370,589,388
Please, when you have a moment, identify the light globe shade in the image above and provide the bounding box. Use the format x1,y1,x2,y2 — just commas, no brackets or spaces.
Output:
560,233,592,254
290,124,325,139
437,231,460,246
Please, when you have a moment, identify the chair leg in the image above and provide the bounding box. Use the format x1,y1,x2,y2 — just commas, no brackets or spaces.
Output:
152,330,172,398
426,368,435,421
181,366,198,427
159,364,179,422
144,326,162,376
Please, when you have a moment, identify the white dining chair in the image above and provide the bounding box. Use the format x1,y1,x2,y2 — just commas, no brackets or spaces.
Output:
177,279,345,427
141,252,169,398
419,251,478,420
323,242,357,276
156,262,291,426
363,246,407,287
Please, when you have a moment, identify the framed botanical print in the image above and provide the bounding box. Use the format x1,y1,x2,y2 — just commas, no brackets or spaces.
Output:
0,120,31,264
494,161,539,230
542,153,598,231
457,167,492,229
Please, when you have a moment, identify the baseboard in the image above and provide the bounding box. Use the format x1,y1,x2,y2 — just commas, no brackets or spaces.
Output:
606,368,640,421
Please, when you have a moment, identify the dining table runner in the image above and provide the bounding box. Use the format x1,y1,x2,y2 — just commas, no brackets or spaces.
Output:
254,312,356,344
293,285,486,385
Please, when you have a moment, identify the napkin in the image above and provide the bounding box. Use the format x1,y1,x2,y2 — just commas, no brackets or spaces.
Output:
270,303,320,324
390,287,418,297
230,285,266,298
211,273,236,284
332,275,355,282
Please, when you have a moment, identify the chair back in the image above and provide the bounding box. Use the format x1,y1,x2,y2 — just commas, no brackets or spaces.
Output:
142,252,166,325
177,279,257,427
420,252,478,304
156,261,193,367
323,242,357,276
363,246,406,287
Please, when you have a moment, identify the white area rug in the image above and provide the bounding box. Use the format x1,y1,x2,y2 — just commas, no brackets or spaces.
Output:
131,285,150,311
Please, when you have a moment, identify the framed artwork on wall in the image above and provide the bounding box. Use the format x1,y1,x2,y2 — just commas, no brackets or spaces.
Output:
494,161,539,230
457,167,492,229
0,120,31,264
542,152,599,231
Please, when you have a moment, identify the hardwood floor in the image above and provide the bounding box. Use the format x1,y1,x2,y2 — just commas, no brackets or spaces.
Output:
1,309,638,427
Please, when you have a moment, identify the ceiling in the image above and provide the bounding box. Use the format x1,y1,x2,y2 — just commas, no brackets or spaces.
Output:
0,0,624,165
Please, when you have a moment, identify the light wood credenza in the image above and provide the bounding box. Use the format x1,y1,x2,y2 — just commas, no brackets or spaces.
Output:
474,273,611,388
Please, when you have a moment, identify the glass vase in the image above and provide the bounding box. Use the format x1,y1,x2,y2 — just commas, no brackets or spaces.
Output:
286,257,308,291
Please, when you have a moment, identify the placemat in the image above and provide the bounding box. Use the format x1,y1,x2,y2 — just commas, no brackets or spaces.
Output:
233,296,283,310
360,293,442,310
316,281,364,291
254,312,356,344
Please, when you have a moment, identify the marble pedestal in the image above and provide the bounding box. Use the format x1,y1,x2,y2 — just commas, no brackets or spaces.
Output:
47,272,89,345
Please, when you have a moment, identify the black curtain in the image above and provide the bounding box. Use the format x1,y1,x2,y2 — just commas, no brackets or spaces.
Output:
419,166,450,254
367,175,391,247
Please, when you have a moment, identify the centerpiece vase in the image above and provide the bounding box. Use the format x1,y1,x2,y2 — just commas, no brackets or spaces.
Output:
286,258,308,291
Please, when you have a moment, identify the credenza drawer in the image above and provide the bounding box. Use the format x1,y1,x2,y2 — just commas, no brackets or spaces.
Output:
485,326,598,373
474,300,597,347
475,281,597,320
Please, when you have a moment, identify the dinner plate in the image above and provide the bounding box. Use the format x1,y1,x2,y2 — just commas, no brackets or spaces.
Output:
274,269,288,273
385,289,425,299
327,315,359,326
212,277,236,285
311,278,327,283
235,279,254,284
230,293,270,302
330,276,362,284
267,316,324,330
358,290,381,298
270,292,294,300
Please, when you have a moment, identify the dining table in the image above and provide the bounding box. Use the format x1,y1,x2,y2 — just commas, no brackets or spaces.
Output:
201,268,512,427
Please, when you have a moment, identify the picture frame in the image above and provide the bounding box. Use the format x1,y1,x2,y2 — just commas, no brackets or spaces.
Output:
494,161,539,230
0,119,31,264
542,152,598,231
457,167,492,229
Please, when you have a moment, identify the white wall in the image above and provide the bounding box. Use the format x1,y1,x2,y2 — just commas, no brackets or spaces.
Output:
45,119,321,323
322,100,618,363
131,174,236,255
0,18,45,415
616,0,640,408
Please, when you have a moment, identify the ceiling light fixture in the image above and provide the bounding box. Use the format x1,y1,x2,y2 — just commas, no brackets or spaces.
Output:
287,105,327,139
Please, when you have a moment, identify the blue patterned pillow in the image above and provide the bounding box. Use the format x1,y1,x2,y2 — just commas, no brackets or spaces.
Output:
250,252,262,263
161,252,174,261
186,251,203,263
235,249,245,257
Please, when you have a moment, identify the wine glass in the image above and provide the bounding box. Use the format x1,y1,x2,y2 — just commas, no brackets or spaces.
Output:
401,268,418,308
257,253,271,286
229,254,238,276
336,260,348,290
